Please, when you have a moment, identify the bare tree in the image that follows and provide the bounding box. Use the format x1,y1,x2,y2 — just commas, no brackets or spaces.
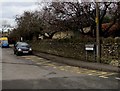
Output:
40,1,120,37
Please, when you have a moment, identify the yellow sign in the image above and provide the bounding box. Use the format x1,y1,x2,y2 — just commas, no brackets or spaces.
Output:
96,17,98,24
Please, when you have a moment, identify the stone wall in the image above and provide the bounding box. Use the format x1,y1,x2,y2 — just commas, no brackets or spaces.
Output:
101,37,120,66
31,37,120,66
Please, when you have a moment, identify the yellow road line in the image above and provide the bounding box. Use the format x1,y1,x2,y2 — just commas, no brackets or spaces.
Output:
25,58,31,60
88,74,93,75
60,68,65,71
22,56,116,79
36,63,42,65
77,72,82,74
99,76,108,78
91,70,97,72
99,73,116,77
47,64,55,66
37,58,44,59
53,66,57,69
100,72,108,74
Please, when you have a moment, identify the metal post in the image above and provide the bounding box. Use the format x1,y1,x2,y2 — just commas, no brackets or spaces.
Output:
95,1,100,63
21,37,23,42
86,51,88,61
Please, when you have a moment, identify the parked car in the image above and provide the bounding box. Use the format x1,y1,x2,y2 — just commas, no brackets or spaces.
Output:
14,42,32,56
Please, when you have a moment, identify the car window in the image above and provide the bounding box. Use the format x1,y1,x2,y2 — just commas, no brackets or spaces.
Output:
18,43,30,47
2,40,8,44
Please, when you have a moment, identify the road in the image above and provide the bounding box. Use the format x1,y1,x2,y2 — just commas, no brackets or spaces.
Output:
1,47,120,89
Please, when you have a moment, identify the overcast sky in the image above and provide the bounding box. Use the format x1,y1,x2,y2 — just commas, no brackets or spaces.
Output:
0,0,40,31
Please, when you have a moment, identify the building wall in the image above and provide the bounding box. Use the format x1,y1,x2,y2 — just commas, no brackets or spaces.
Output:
52,31,74,39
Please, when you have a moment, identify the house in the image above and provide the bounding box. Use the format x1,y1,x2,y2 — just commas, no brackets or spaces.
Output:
52,31,74,39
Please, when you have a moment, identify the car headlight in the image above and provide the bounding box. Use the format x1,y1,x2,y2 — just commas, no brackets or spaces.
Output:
29,48,32,51
18,48,22,51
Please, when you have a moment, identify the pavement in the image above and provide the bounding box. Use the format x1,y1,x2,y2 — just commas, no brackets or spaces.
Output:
33,51,120,73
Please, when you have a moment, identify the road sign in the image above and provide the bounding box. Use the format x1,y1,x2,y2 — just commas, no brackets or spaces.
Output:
85,44,95,51
85,44,95,61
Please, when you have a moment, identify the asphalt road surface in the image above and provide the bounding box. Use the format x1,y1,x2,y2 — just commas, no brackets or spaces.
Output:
1,47,120,89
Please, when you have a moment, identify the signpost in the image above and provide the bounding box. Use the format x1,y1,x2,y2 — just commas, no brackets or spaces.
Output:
85,44,95,61
95,1,101,63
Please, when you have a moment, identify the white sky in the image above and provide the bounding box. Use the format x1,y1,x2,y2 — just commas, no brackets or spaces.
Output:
0,0,37,2
0,0,40,31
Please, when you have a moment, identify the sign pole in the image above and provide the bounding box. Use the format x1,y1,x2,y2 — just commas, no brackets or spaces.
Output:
95,1,100,63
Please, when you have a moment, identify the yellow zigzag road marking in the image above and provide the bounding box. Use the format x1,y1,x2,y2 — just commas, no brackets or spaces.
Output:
37,57,44,60
99,76,108,78
99,73,116,77
115,77,120,80
101,72,108,74
22,55,116,79
36,61,52,65
60,68,65,71
25,58,31,60
48,65,115,78
47,64,55,66
88,74,93,75
53,66,57,69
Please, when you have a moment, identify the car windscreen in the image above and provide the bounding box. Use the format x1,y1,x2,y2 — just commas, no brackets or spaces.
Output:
2,40,8,44
18,43,30,47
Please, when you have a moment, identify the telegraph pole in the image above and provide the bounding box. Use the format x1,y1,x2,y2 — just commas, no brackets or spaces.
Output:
95,1,100,63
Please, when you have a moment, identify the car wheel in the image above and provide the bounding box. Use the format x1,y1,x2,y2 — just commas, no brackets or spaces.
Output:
16,52,20,56
29,52,33,55
14,50,16,54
